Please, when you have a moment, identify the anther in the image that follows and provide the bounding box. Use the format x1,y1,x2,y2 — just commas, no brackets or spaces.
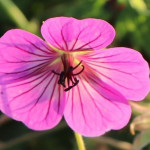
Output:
52,60,84,91
64,80,79,91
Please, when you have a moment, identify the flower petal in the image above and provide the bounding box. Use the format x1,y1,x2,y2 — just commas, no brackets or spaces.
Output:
64,74,131,137
0,29,57,83
0,68,65,130
41,17,115,51
80,47,150,101
0,29,65,130
0,29,55,58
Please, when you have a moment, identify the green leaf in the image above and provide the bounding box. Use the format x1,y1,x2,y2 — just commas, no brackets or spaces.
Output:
133,131,150,150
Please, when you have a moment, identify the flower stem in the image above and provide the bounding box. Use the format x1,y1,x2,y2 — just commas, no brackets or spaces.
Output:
74,132,86,150
0,0,39,34
0,0,29,29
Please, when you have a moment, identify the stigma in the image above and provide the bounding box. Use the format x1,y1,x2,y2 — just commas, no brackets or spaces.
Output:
52,55,84,91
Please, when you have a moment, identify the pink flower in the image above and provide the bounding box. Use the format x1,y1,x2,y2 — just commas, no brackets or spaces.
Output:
0,17,149,137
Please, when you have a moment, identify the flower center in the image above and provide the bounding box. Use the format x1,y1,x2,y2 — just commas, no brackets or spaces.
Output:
52,54,84,91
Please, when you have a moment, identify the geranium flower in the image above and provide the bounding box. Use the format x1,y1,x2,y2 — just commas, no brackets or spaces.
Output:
0,17,149,137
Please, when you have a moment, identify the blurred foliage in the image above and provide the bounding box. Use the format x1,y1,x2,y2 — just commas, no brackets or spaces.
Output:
0,0,150,150
133,131,150,150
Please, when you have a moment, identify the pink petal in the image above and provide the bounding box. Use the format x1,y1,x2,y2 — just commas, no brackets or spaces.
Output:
0,72,65,130
64,74,131,137
41,17,115,51
0,29,65,130
0,29,57,83
80,47,150,101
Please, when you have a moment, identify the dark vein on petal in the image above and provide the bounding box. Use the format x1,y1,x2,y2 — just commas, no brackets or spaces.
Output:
79,77,107,128
83,53,122,59
13,45,51,58
8,70,50,88
23,38,53,55
88,65,140,90
44,76,58,120
74,32,102,50
70,27,87,51
61,28,68,50
66,87,70,103
87,61,139,75
82,39,107,50
79,78,103,114
84,76,124,113
86,60,140,64
70,31,82,51
9,70,53,103
80,77,119,124
47,29,64,50
5,58,52,64
76,85,87,124
10,63,50,82
57,84,61,113
71,87,74,122
3,61,50,75
28,73,56,113
40,42,55,53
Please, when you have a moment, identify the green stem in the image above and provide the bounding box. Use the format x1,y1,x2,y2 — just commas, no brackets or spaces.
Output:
74,132,86,150
0,0,29,29
0,0,39,34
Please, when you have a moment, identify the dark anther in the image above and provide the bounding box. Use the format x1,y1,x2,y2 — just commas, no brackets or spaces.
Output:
72,65,84,75
64,80,79,91
58,72,66,87
52,61,84,91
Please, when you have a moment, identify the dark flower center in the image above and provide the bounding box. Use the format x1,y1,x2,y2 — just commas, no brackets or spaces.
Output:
52,58,84,91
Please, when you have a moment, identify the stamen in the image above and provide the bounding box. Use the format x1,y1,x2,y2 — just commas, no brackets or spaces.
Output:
58,71,65,87
72,65,84,75
73,60,82,69
52,60,84,91
64,80,79,91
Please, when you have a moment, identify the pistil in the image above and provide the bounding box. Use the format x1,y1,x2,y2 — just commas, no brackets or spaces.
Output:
52,55,84,91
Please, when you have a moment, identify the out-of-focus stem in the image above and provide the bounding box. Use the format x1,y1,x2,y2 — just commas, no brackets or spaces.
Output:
130,101,150,113
74,132,86,150
0,115,11,126
0,0,29,29
0,0,39,34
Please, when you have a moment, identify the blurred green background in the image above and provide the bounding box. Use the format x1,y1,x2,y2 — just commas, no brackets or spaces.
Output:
0,0,150,150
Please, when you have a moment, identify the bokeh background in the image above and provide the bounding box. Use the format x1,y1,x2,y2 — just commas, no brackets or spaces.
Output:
0,0,150,150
